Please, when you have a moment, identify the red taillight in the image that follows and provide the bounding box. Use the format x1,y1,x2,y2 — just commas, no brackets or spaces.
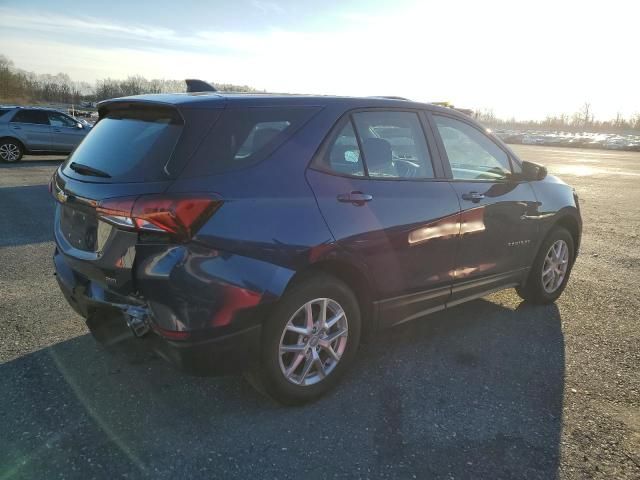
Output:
97,194,221,242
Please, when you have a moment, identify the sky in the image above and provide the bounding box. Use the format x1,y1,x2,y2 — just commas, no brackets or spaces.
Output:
1,0,638,120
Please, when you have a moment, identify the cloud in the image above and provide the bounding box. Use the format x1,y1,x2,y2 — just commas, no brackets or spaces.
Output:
0,7,176,43
250,0,286,15
1,2,639,119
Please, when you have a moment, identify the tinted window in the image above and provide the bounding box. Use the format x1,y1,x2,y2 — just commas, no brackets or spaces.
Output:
434,115,512,181
62,106,183,182
352,111,434,179
196,107,319,175
321,121,365,176
11,110,49,125
48,112,77,127
0,108,14,118
235,121,291,159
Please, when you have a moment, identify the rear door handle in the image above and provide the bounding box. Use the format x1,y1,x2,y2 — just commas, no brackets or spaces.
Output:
337,191,373,205
11,125,21,130
461,191,485,203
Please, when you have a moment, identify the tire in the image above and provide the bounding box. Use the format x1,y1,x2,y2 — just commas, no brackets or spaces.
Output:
0,139,24,163
248,273,361,405
516,226,575,304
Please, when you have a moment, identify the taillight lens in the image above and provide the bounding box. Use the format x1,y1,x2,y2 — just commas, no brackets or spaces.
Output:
97,194,221,242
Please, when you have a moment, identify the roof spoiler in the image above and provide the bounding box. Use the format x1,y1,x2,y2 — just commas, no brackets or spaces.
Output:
185,79,217,93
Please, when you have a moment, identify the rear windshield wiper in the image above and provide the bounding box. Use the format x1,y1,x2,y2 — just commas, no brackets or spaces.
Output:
69,162,111,178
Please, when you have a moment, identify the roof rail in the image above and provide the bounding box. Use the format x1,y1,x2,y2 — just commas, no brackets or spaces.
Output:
370,95,410,101
431,101,474,116
185,79,217,93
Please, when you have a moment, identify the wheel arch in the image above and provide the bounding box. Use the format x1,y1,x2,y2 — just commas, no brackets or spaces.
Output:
0,136,26,151
553,213,581,261
285,259,377,340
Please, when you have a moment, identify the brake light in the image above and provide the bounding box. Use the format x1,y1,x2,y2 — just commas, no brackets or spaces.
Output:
97,194,221,242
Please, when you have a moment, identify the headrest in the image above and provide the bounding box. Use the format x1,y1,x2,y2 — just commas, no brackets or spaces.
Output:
361,137,392,170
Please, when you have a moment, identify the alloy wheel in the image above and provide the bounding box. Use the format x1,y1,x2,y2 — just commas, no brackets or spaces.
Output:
278,298,348,386
542,239,569,293
0,143,21,162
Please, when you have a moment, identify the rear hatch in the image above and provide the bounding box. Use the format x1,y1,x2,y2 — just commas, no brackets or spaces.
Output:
53,101,222,294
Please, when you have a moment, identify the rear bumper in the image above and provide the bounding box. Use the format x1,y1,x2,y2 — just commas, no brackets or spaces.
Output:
54,247,272,375
83,307,262,375
151,324,262,375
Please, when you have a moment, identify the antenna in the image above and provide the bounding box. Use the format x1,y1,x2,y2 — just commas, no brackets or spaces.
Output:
185,79,217,93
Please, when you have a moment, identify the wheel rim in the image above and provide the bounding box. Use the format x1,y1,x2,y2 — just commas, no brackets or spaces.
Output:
278,298,348,386
542,239,570,293
0,143,20,162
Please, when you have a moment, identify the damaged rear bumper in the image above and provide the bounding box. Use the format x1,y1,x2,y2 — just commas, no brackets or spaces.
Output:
53,244,294,375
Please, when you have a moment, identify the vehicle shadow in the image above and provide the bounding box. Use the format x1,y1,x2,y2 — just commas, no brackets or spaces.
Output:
0,184,54,247
0,298,564,479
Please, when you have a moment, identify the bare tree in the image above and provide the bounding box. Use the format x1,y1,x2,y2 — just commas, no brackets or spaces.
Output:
579,102,593,128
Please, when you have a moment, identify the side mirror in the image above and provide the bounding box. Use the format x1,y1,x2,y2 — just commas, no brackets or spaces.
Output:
521,160,547,181
76,123,84,129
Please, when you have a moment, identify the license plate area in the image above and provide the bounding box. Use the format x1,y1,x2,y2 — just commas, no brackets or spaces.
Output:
60,204,100,252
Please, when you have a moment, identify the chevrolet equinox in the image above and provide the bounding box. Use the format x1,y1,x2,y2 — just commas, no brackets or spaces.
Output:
51,90,581,404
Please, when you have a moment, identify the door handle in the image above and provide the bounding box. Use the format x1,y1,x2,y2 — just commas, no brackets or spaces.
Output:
11,125,21,130
337,191,373,205
461,191,485,203
52,128,62,132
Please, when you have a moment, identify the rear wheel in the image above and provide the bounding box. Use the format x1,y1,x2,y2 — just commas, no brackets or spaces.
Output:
248,273,361,404
516,226,575,304
0,139,23,163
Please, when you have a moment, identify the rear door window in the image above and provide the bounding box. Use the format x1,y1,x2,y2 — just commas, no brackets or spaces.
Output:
352,111,434,179
62,106,183,182
323,120,365,177
11,110,49,125
313,110,435,179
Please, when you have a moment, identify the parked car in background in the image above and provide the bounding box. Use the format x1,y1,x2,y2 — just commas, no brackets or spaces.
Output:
51,89,581,404
0,106,91,162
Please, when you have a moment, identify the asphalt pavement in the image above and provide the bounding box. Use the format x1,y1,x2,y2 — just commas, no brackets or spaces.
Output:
0,146,638,479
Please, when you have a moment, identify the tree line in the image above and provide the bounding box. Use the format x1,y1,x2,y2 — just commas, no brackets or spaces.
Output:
0,54,257,106
474,102,640,134
1,53,639,133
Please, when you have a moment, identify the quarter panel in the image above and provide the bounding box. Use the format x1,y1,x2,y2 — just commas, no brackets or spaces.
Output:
167,109,339,272
135,243,295,333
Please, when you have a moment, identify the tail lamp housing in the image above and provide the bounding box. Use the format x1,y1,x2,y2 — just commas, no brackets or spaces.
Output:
96,194,222,242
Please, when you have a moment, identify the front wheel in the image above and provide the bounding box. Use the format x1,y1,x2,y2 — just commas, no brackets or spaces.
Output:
248,273,361,405
516,226,575,304
0,139,24,163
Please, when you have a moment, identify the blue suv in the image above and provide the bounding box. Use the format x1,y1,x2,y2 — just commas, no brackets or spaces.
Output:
0,106,91,162
51,89,581,404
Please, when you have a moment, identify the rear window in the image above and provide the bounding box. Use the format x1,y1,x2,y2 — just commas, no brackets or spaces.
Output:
190,107,320,175
62,106,183,182
0,108,14,119
11,109,49,124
